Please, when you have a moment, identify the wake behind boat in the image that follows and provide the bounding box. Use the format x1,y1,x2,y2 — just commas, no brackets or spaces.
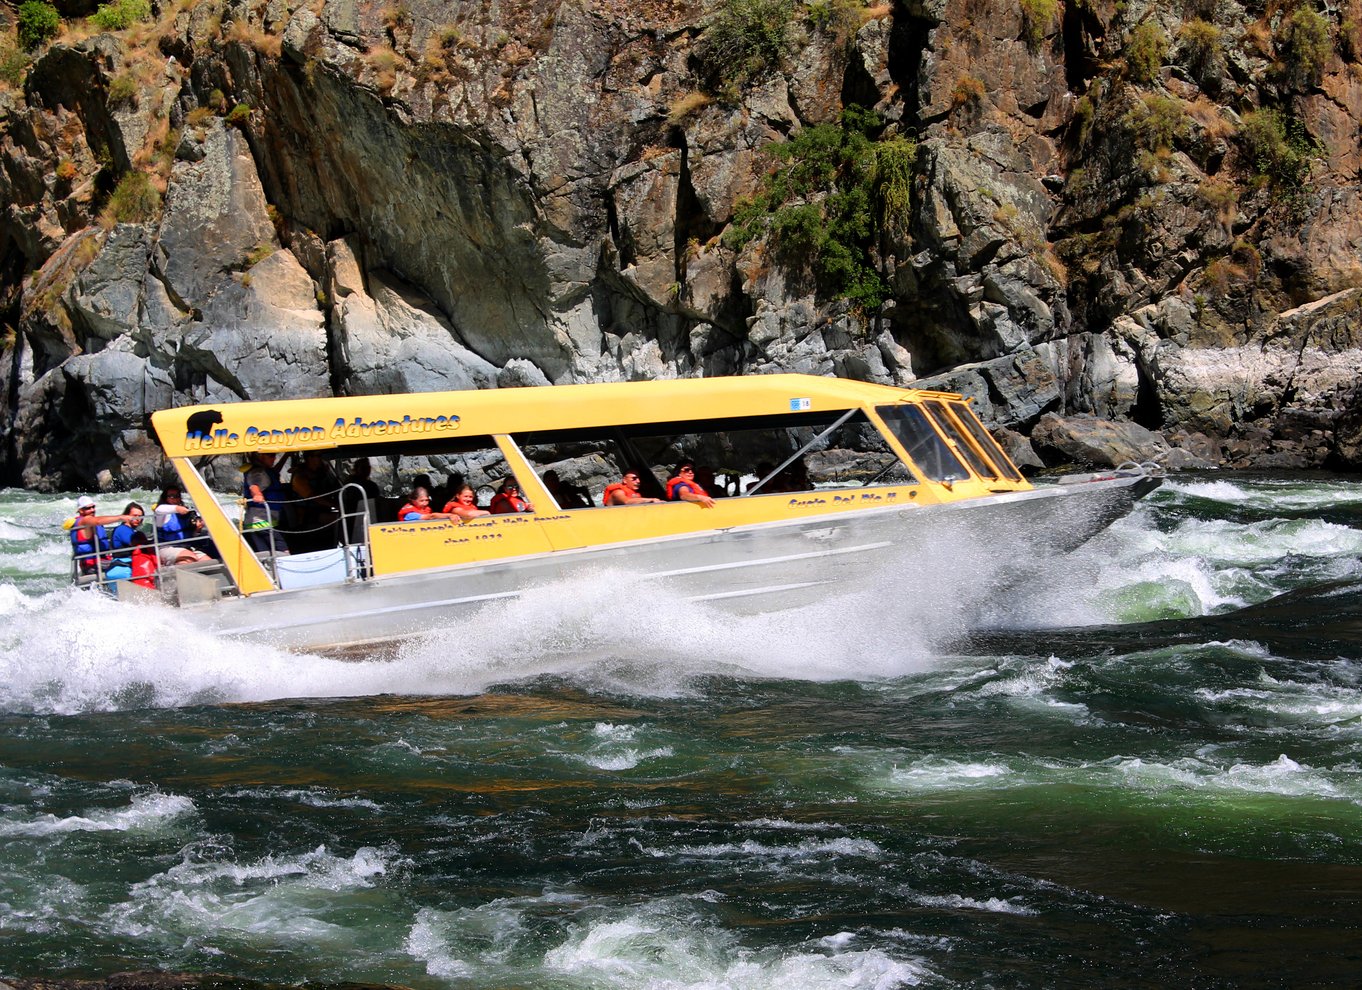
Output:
73,375,1160,651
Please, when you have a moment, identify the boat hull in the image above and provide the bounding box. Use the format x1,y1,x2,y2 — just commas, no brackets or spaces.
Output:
196,472,1159,653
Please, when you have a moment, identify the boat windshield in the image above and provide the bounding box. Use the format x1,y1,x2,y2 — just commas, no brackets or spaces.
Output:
944,401,1024,481
924,400,997,480
875,404,971,483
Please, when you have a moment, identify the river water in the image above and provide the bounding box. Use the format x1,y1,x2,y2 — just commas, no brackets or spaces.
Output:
1,475,1360,988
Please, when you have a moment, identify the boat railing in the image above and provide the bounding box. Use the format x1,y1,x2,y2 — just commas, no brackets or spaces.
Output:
69,528,225,600
235,482,374,589
71,484,376,600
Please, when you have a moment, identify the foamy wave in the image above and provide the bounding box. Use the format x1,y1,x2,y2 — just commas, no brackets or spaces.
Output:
1102,754,1353,803
407,893,931,989
0,791,194,838
887,759,1013,790
915,893,1038,916
103,844,397,943
652,836,883,861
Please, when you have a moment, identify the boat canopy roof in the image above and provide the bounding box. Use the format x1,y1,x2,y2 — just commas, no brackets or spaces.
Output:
151,374,965,458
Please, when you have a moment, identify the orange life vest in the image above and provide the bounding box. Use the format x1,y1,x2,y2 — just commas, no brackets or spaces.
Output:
490,492,529,514
666,477,708,501
397,502,432,521
602,482,634,506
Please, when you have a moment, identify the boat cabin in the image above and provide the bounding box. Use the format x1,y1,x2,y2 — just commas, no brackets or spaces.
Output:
147,375,1029,599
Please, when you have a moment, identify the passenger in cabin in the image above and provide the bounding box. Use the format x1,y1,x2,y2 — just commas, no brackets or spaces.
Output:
153,487,217,564
69,496,131,577
490,479,533,514
602,470,663,506
665,462,716,507
343,458,382,501
748,461,778,494
243,452,291,554
431,471,463,510
543,470,591,509
443,484,491,520
340,458,382,526
397,486,459,521
288,450,341,552
693,465,726,499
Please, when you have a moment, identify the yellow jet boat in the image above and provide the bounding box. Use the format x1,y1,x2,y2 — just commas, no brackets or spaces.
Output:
117,374,1161,650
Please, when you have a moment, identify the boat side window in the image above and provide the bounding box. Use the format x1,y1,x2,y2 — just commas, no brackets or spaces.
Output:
511,409,916,504
946,401,1025,482
924,400,997,480
875,404,972,483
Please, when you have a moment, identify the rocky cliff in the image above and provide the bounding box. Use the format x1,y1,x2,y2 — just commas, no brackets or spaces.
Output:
1,0,1360,489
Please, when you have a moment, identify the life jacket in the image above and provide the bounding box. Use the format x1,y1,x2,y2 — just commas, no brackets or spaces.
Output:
155,505,186,544
242,461,287,511
109,522,139,566
490,492,528,514
602,483,634,506
666,477,708,501
130,547,158,589
397,501,432,521
70,524,111,575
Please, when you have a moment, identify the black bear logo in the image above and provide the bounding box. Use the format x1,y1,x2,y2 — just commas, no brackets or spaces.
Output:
185,409,224,439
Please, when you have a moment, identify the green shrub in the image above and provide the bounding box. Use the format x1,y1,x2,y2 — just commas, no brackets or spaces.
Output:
1278,5,1331,90
103,170,161,225
808,0,865,44
1239,109,1315,187
225,103,251,126
89,0,151,30
107,72,137,106
0,41,28,85
1127,93,1189,152
724,106,907,308
1126,22,1168,83
18,1,60,49
1019,0,1059,48
694,0,796,95
1177,18,1222,85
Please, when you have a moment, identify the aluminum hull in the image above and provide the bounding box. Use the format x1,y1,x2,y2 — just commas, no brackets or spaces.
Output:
196,472,1159,652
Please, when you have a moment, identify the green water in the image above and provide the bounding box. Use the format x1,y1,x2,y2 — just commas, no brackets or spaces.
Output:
2,476,1362,988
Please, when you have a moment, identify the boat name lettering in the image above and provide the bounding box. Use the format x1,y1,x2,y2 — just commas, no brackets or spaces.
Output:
183,415,461,450
788,496,828,507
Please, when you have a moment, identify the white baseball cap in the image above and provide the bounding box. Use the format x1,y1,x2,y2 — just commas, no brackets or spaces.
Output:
76,495,96,509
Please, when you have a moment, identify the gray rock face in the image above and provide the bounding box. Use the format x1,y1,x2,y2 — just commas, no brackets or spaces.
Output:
5,0,1362,488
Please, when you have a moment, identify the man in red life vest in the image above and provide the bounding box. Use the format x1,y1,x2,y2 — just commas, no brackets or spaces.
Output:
602,471,663,506
665,462,716,507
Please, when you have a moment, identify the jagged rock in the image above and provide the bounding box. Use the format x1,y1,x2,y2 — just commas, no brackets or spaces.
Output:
156,122,276,311
1030,412,1170,468
334,265,498,395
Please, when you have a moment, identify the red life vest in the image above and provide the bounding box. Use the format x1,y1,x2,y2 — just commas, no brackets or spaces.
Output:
490,492,529,514
130,547,158,589
602,483,634,506
666,477,708,501
397,502,432,521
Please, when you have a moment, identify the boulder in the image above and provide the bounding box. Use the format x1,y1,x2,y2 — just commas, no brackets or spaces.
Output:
1030,412,1170,468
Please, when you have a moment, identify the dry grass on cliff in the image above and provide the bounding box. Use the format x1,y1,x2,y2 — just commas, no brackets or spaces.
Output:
668,90,713,125
227,19,283,58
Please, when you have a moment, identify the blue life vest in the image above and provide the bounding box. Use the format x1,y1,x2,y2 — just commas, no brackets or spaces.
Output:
109,522,139,566
70,524,111,574
156,506,186,544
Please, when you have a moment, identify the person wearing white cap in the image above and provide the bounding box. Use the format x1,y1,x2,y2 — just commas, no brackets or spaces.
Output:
68,496,133,578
